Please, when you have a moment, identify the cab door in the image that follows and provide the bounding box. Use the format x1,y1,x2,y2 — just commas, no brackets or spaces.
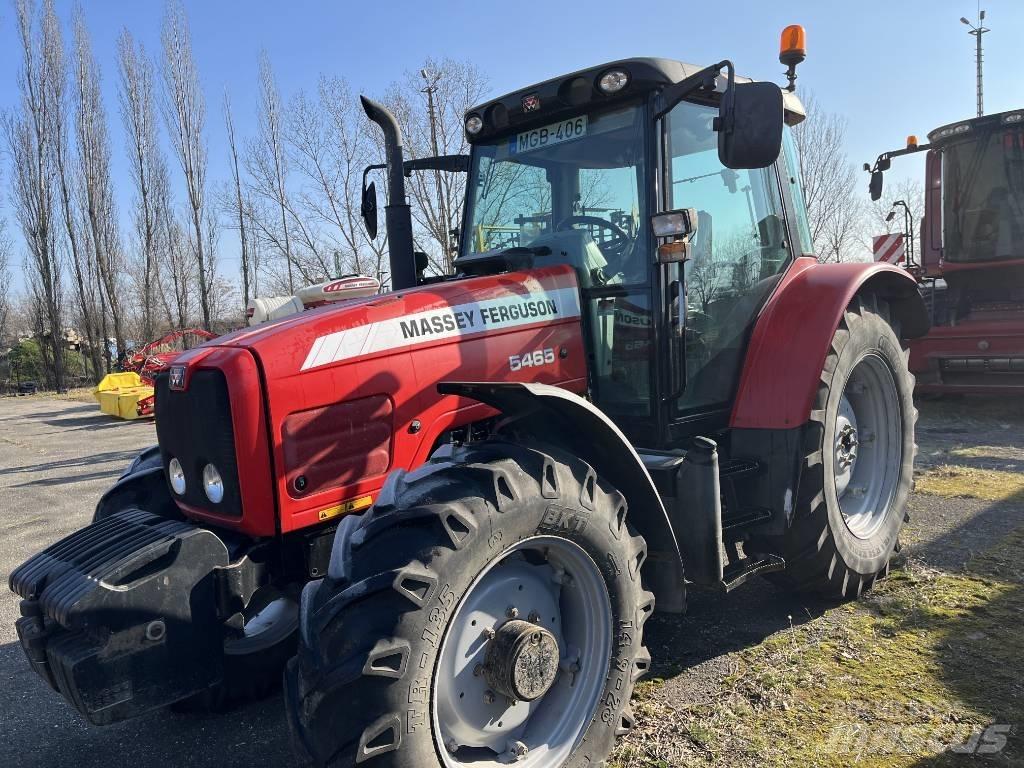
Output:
662,99,798,436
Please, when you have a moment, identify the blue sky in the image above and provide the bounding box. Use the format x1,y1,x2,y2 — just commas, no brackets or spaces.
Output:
1,0,1022,289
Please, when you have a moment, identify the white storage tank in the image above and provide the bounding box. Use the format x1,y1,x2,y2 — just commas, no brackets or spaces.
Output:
247,295,304,326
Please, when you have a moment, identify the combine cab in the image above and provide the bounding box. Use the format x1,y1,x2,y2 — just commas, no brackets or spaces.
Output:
869,110,1024,393
11,27,927,768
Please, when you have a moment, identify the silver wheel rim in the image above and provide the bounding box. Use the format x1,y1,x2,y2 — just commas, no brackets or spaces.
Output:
833,352,902,539
433,536,612,767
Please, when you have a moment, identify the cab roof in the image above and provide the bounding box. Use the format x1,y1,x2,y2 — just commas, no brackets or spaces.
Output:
928,107,1024,144
464,57,805,143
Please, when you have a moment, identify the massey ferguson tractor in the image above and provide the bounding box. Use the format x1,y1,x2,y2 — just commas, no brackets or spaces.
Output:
868,109,1024,393
11,27,927,768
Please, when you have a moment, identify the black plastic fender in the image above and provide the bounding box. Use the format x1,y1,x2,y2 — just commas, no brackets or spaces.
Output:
94,446,182,523
438,381,686,609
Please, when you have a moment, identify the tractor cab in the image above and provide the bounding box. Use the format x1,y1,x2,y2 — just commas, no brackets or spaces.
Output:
452,58,811,444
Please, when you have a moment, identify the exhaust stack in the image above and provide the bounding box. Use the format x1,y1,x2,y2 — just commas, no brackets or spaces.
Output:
360,96,416,291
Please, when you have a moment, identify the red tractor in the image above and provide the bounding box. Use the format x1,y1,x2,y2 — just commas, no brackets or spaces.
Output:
11,29,926,768
869,109,1024,393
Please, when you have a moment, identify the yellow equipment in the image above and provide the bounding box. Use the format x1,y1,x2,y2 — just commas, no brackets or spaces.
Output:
93,372,154,420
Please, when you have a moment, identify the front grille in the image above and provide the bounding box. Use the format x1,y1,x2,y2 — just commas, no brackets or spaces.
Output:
155,369,242,517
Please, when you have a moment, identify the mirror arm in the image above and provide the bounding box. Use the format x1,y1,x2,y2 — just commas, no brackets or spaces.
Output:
868,143,931,175
362,163,386,191
653,60,732,121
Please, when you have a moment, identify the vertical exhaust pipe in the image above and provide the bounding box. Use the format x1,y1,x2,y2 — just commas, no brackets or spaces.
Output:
360,95,416,291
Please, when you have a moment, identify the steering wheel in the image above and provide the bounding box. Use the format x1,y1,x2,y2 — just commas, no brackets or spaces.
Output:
555,215,631,259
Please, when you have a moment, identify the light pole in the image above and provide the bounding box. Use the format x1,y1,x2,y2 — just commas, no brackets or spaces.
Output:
960,10,990,118
421,68,452,273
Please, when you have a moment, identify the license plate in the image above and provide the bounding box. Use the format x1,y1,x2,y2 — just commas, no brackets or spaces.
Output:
512,116,588,154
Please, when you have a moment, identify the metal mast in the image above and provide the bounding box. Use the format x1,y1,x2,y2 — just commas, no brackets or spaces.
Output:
961,9,990,117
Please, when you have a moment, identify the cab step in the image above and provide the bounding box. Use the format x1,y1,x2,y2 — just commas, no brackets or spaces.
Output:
721,553,785,593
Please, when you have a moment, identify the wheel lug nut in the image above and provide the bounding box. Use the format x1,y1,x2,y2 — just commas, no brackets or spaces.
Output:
482,627,496,641
508,740,528,760
483,689,496,704
506,606,519,619
528,610,541,623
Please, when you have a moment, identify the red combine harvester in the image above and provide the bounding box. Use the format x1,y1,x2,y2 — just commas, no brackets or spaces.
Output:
11,28,927,768
869,109,1024,393
124,329,217,416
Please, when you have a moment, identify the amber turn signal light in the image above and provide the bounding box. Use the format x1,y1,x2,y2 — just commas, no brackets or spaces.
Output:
779,25,807,66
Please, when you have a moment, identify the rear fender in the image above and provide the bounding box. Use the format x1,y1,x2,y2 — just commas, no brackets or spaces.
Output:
730,258,928,430
438,381,685,610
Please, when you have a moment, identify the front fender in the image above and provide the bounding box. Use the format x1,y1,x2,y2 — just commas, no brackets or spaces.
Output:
730,258,928,430
437,381,684,601
94,446,182,523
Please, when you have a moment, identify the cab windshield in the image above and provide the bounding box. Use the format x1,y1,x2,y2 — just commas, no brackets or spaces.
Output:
462,104,648,286
944,127,1024,262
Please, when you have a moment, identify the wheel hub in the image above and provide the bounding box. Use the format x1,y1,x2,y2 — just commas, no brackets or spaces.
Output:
482,619,560,703
837,423,859,470
832,353,903,540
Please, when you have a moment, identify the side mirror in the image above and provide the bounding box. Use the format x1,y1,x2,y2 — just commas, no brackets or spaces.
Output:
717,81,784,170
869,171,884,202
361,180,378,239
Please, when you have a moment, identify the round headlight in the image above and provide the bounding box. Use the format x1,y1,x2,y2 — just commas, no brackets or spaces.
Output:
168,457,186,495
203,463,224,504
465,114,483,135
598,70,629,94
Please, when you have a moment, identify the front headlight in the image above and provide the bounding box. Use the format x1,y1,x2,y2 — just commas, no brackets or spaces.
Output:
168,458,186,495
202,463,224,504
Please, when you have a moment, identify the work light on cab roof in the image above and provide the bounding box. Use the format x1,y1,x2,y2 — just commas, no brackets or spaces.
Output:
597,69,629,94
779,24,807,91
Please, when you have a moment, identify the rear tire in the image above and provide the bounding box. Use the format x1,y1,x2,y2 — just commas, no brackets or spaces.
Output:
757,295,915,598
286,440,653,768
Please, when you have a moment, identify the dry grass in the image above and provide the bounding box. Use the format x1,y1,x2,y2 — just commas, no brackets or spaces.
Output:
614,530,1024,767
914,465,1024,503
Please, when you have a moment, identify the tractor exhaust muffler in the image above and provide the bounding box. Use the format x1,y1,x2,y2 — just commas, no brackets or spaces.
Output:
360,96,417,291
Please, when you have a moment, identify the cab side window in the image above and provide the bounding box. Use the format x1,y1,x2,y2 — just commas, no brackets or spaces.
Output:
668,100,792,412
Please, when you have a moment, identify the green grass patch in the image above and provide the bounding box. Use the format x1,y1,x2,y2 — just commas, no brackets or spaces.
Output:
915,465,1024,502
612,529,1024,767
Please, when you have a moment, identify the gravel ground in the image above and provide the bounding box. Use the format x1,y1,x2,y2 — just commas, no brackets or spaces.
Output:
1,393,1021,768
0,396,291,768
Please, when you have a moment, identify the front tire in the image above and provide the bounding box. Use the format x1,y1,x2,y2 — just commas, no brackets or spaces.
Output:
287,440,653,768
760,295,916,598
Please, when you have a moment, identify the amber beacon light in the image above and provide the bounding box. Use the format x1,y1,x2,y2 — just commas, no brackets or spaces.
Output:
779,24,807,91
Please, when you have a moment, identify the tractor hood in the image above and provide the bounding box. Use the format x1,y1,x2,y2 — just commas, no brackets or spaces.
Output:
168,266,588,534
208,266,582,375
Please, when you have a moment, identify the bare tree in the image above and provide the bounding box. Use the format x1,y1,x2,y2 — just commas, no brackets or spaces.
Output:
118,29,163,341
49,11,102,380
0,215,11,346
383,58,488,273
152,158,192,331
287,76,388,282
74,12,127,361
792,92,863,262
222,90,252,313
161,0,212,329
247,52,296,291
6,0,65,390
